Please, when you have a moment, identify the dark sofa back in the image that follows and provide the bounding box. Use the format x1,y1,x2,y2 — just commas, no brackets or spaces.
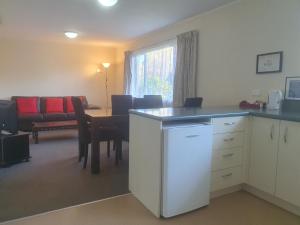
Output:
12,96,89,114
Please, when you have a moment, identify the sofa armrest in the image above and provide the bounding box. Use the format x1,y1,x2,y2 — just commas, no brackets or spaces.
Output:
86,104,101,110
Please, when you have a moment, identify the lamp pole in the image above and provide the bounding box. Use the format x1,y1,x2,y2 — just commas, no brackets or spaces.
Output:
105,68,109,110
102,63,110,110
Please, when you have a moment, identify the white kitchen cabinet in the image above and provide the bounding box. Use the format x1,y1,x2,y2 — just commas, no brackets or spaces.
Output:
213,116,245,134
276,121,300,207
211,117,246,192
249,117,280,195
211,166,242,192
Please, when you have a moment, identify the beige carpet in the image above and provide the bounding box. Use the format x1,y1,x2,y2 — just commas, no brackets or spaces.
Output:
2,191,300,225
0,130,129,222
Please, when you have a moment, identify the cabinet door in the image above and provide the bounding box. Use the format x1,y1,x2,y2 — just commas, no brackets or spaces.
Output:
249,117,279,195
276,121,300,207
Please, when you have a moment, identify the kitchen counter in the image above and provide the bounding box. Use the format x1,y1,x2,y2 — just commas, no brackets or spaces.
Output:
129,106,300,122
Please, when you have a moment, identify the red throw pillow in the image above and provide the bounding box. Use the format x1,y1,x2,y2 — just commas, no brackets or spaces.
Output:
66,97,74,113
16,97,38,113
46,98,64,113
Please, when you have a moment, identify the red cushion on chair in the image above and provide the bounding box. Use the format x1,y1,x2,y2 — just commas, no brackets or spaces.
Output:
16,97,38,113
66,97,74,113
45,98,64,113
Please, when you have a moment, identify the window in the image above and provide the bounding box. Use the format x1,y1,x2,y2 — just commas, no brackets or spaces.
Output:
130,40,177,105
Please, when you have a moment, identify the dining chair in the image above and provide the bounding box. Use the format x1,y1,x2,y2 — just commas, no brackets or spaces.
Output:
72,97,122,168
111,95,133,115
144,95,163,108
184,97,203,108
133,97,147,109
111,95,132,160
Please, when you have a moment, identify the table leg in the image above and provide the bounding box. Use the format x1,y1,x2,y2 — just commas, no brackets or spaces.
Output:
32,130,39,144
91,123,100,174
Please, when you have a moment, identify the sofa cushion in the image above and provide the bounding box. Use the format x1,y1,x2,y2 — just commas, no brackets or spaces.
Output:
18,113,44,121
64,96,88,113
12,96,41,112
16,97,39,113
45,98,64,113
65,97,74,113
43,113,68,121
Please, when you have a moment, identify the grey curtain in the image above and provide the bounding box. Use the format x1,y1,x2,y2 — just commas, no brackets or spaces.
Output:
173,31,199,107
123,51,133,94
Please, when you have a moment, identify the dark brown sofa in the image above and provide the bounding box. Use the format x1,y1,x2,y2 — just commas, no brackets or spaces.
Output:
11,96,99,131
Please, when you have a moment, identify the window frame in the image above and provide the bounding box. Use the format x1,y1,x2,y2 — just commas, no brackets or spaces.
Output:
130,39,177,105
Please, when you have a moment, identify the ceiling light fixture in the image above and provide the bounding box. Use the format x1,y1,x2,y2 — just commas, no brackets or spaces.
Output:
64,32,78,39
98,0,118,7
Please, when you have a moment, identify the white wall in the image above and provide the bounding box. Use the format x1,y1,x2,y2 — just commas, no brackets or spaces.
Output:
0,38,118,107
125,0,300,106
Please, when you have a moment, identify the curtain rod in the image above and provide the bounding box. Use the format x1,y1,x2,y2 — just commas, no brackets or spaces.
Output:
131,37,177,53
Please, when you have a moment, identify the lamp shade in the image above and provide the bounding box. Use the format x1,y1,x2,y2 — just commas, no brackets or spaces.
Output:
102,63,110,69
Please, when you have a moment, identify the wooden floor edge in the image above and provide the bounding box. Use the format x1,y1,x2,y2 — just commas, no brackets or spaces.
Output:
0,193,131,225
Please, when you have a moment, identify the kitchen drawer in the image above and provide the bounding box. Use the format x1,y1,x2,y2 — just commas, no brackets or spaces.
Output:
213,132,244,150
213,117,245,134
212,148,242,171
211,167,242,192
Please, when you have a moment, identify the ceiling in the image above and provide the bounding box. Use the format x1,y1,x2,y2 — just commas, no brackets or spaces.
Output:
0,0,236,46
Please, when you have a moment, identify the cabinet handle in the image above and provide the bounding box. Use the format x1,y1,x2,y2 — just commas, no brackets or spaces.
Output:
284,127,288,143
222,153,234,158
185,135,200,138
270,124,274,140
224,122,235,126
222,173,233,178
224,137,234,142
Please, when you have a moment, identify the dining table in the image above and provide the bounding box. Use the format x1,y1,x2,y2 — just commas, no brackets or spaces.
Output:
85,109,128,174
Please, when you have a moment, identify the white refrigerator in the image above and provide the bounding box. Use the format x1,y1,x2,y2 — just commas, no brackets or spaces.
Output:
162,123,213,218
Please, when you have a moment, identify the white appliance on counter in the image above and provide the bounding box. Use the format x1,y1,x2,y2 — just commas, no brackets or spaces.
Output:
267,90,283,110
162,123,213,218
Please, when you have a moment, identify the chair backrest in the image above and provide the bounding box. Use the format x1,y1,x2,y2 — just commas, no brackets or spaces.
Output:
184,97,203,108
111,95,133,115
133,98,147,109
144,95,163,108
72,97,89,141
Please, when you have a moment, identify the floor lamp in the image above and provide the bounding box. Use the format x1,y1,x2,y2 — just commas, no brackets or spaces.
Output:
102,62,110,109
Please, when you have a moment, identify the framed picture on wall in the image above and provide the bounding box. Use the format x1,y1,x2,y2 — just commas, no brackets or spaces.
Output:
285,77,300,100
256,51,283,74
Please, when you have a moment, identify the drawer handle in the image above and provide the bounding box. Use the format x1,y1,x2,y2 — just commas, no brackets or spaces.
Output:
224,137,234,142
270,124,275,140
222,173,233,178
224,122,235,126
186,135,200,138
222,153,234,158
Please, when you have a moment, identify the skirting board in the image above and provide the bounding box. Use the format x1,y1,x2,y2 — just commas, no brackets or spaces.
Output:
210,184,300,216
210,185,243,199
243,184,300,216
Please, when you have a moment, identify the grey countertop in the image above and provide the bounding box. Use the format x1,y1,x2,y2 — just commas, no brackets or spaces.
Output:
129,106,300,122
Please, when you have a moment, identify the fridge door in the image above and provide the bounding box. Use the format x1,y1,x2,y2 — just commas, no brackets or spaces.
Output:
162,124,213,218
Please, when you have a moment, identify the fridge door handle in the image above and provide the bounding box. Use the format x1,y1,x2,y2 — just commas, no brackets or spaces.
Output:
185,135,201,138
